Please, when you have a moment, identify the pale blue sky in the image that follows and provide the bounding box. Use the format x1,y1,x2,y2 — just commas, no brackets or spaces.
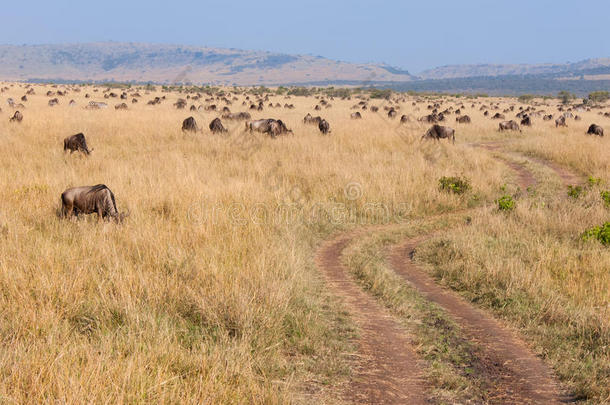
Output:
2,0,607,73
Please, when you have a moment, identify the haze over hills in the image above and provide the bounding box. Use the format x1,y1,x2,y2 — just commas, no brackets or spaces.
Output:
0,42,414,86
418,58,610,80
0,42,609,95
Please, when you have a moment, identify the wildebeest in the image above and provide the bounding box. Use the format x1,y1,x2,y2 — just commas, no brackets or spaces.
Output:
388,108,397,118
115,103,128,110
209,118,227,134
350,112,362,119
222,111,251,121
586,124,604,137
520,115,532,126
304,113,322,125
543,114,553,121
421,125,455,143
246,119,292,137
400,114,411,123
499,120,521,132
456,115,471,124
61,184,127,223
86,101,108,110
491,112,505,119
48,98,59,107
63,133,92,155
319,119,330,134
555,116,567,127
182,116,199,132
9,110,23,122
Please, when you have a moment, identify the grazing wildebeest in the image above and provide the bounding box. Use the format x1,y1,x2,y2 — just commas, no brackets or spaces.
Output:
48,98,59,107
370,106,379,112
543,114,553,121
586,124,604,136
319,119,330,134
209,118,227,134
61,184,126,223
246,119,292,137
388,108,397,118
64,133,92,155
9,110,23,122
304,113,322,125
174,99,187,109
521,115,532,126
555,116,567,127
456,115,471,124
400,114,411,123
222,111,251,121
574,115,582,121
182,116,199,132
350,112,362,119
421,125,455,143
499,120,521,132
491,112,505,119
115,103,128,110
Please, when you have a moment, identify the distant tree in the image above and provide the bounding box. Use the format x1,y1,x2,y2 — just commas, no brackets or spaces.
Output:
588,91,609,103
518,94,535,104
558,91,576,105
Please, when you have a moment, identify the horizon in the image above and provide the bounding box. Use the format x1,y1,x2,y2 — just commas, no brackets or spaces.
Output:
1,41,608,75
3,0,609,73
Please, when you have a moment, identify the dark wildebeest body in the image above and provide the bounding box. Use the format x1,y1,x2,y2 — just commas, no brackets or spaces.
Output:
61,184,124,222
182,116,199,132
456,115,471,124
555,116,567,127
521,115,532,126
319,119,330,134
499,120,521,132
491,112,505,119
350,112,362,119
9,110,23,122
422,125,455,143
400,115,411,123
209,118,227,134
246,119,292,137
304,113,322,125
587,124,604,136
64,133,92,155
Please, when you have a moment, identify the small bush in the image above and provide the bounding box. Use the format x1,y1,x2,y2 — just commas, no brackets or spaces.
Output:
567,185,583,199
581,222,610,246
601,191,610,207
439,176,470,195
497,195,515,211
588,176,602,187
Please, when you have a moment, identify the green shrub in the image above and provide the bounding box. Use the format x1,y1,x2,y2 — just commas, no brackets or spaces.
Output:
438,176,470,194
497,195,515,211
601,191,610,207
581,222,610,246
567,185,583,199
588,176,602,187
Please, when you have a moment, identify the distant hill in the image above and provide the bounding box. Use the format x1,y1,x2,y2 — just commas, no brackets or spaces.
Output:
417,58,610,80
0,42,608,95
0,42,414,85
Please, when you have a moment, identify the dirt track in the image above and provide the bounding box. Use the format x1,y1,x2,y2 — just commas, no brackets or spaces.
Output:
315,145,575,404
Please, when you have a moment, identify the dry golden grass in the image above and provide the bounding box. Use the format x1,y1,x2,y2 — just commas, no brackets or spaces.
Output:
0,83,608,403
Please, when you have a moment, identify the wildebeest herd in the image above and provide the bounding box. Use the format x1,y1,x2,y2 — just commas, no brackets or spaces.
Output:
3,82,606,224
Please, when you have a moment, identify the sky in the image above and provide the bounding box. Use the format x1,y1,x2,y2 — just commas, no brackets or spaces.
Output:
1,0,608,73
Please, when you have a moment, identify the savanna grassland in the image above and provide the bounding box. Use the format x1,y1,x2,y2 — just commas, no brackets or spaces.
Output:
0,82,608,404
